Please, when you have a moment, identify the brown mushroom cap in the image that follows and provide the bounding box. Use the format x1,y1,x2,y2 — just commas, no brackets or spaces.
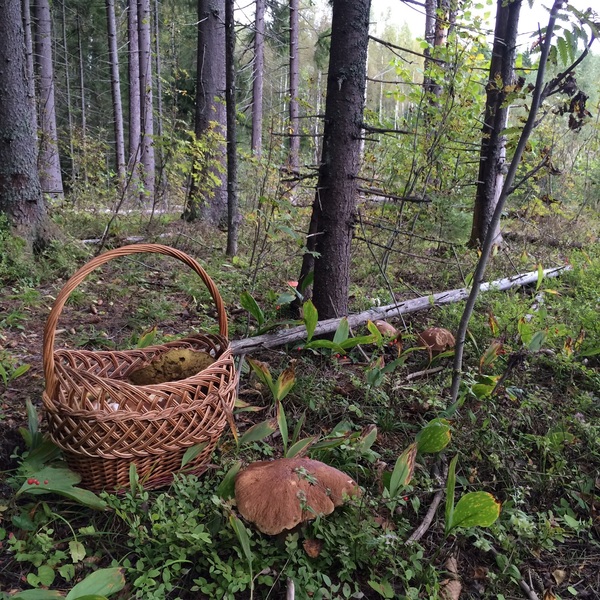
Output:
373,320,399,339
234,457,360,535
418,327,455,353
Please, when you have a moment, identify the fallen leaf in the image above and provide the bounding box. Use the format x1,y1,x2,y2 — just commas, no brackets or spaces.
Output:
543,590,556,600
441,580,462,600
552,569,567,585
472,566,488,580
303,538,323,558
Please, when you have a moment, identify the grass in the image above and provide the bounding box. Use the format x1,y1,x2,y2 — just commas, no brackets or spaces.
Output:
0,208,599,599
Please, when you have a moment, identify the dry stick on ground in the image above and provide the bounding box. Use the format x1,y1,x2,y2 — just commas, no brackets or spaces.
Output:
230,266,570,355
449,0,586,403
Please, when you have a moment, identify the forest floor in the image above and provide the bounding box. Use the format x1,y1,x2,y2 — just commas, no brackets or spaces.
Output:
1,214,599,599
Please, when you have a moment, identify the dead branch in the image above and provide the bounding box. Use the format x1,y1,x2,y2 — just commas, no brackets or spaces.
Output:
358,188,431,202
230,266,571,355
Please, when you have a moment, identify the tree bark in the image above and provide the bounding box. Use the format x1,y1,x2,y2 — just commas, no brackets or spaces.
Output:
251,0,265,155
33,0,64,200
22,0,37,140
469,0,522,248
153,0,165,200
76,12,88,185
225,0,239,256
138,0,155,202
60,0,75,181
0,0,53,250
106,0,127,187
128,0,141,191
288,0,300,174
184,0,227,224
299,0,372,320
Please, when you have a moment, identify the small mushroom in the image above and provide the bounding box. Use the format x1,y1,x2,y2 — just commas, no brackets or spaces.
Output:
373,320,402,354
418,327,455,359
234,457,360,535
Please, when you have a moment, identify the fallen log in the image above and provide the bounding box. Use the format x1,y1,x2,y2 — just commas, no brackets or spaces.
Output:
230,265,571,355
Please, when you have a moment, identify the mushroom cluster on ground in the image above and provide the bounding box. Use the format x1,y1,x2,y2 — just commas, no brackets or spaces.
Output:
234,457,360,535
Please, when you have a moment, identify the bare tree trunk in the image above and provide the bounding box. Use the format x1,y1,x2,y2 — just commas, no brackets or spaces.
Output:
251,0,265,156
298,0,372,319
128,0,141,192
76,12,88,185
469,0,522,248
22,0,37,136
153,0,165,200
0,0,54,250
106,0,127,187
138,0,155,202
288,0,300,175
225,0,238,256
33,0,64,200
184,0,227,224
61,0,75,181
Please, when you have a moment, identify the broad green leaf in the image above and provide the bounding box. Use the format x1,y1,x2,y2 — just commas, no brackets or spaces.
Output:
333,318,350,345
274,366,295,401
302,300,318,342
65,568,125,600
445,455,459,532
17,466,107,510
239,419,278,446
136,327,157,349
389,443,417,498
360,426,378,452
446,492,501,535
69,540,86,563
291,411,306,445
416,419,451,454
276,292,296,306
217,461,242,499
276,400,288,452
247,359,275,396
366,321,383,345
471,383,495,399
298,271,314,293
304,339,345,353
229,515,253,567
367,579,395,598
339,334,377,350
527,330,547,352
240,292,265,327
181,441,209,468
12,363,31,379
285,436,318,458
479,341,503,372
234,398,267,413
20,438,62,472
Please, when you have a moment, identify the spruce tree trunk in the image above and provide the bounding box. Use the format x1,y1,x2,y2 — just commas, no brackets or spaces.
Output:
184,0,227,224
225,0,238,256
128,0,141,192
106,0,126,187
288,0,300,174
299,0,372,320
153,0,165,200
251,0,265,156
469,0,522,248
0,0,53,250
22,0,37,139
61,0,75,181
33,0,64,200
76,13,88,185
138,0,155,202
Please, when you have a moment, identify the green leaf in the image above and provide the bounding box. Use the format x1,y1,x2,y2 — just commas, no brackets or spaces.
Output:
303,300,318,342
367,579,395,598
240,292,265,327
338,334,377,350
446,491,501,534
274,366,295,401
366,321,383,345
304,339,345,352
333,318,350,345
276,292,296,306
239,419,278,446
445,455,459,533
247,359,275,396
527,330,547,352
536,263,544,292
298,271,314,294
181,441,209,468
217,461,242,499
10,591,65,600
12,363,31,380
388,443,417,498
471,383,495,399
276,400,288,452
69,540,86,563
17,466,107,510
136,327,157,349
65,568,125,600
416,419,451,453
285,436,318,458
229,515,253,567
360,426,378,452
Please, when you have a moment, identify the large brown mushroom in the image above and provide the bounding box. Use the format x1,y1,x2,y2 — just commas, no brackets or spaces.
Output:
418,327,455,359
234,457,360,535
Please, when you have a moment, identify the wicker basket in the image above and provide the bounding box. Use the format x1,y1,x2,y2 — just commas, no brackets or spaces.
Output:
42,244,236,492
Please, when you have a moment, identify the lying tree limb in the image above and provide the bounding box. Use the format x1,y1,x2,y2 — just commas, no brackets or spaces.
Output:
230,265,571,355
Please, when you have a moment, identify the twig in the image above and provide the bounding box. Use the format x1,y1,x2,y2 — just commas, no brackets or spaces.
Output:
404,366,444,382
487,547,540,600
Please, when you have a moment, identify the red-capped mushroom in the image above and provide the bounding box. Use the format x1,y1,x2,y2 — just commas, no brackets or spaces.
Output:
234,457,360,535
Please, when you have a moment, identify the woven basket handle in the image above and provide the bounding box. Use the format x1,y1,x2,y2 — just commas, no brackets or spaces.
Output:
43,243,228,392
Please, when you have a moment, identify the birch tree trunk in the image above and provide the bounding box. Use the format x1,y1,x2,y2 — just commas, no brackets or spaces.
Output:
128,0,141,193
251,0,265,156
138,0,155,202
106,0,127,187
33,0,64,200
469,0,522,248
0,0,53,250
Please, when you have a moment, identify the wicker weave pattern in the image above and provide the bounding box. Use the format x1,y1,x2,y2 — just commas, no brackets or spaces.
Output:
42,244,236,492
